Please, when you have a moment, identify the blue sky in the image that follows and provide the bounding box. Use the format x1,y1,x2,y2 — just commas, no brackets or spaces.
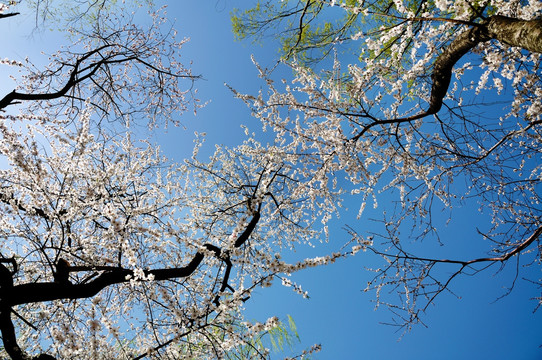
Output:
166,2,542,359
1,1,541,359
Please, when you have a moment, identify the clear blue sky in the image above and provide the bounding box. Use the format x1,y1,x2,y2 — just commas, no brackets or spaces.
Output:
1,1,541,359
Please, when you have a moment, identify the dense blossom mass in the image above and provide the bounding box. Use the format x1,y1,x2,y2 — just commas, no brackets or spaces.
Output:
0,2,347,358
0,0,541,359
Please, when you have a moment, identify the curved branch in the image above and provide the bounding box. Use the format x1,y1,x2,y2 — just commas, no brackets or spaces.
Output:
375,224,542,267
0,199,261,359
0,304,27,360
367,224,542,326
0,46,108,111
352,24,489,141
352,15,542,141
234,210,261,247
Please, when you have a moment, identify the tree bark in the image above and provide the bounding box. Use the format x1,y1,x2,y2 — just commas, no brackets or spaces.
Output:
0,306,28,360
429,26,490,114
487,15,542,54
430,15,541,115
352,14,542,139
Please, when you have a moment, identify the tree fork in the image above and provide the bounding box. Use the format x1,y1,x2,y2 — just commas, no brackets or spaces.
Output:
352,15,542,140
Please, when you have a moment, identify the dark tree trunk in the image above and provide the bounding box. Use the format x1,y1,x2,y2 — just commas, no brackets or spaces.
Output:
487,15,542,54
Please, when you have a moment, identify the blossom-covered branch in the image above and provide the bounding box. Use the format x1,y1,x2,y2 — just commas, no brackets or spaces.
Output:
233,0,542,328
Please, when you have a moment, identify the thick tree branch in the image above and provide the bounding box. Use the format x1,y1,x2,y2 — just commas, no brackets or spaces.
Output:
0,12,19,19
10,249,205,306
0,47,104,111
352,15,542,141
0,42,197,112
0,208,261,359
7,210,261,307
234,210,261,247
0,305,27,360
428,26,489,114
487,15,542,54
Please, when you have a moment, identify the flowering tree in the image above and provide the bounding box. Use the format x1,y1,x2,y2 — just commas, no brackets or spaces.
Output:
0,119,327,358
0,2,343,359
232,0,542,328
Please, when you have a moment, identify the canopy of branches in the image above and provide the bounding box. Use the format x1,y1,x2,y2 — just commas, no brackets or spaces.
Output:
232,0,542,327
0,0,540,359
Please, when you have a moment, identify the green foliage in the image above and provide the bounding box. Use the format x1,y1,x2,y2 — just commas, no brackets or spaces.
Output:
231,0,290,44
268,315,300,352
230,0,497,67
225,315,300,359
174,314,301,359
232,0,362,64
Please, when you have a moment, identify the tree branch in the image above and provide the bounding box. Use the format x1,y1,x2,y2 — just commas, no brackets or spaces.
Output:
352,15,542,141
7,209,261,307
10,250,204,306
487,15,542,54
0,304,27,360
0,12,19,19
373,224,542,267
